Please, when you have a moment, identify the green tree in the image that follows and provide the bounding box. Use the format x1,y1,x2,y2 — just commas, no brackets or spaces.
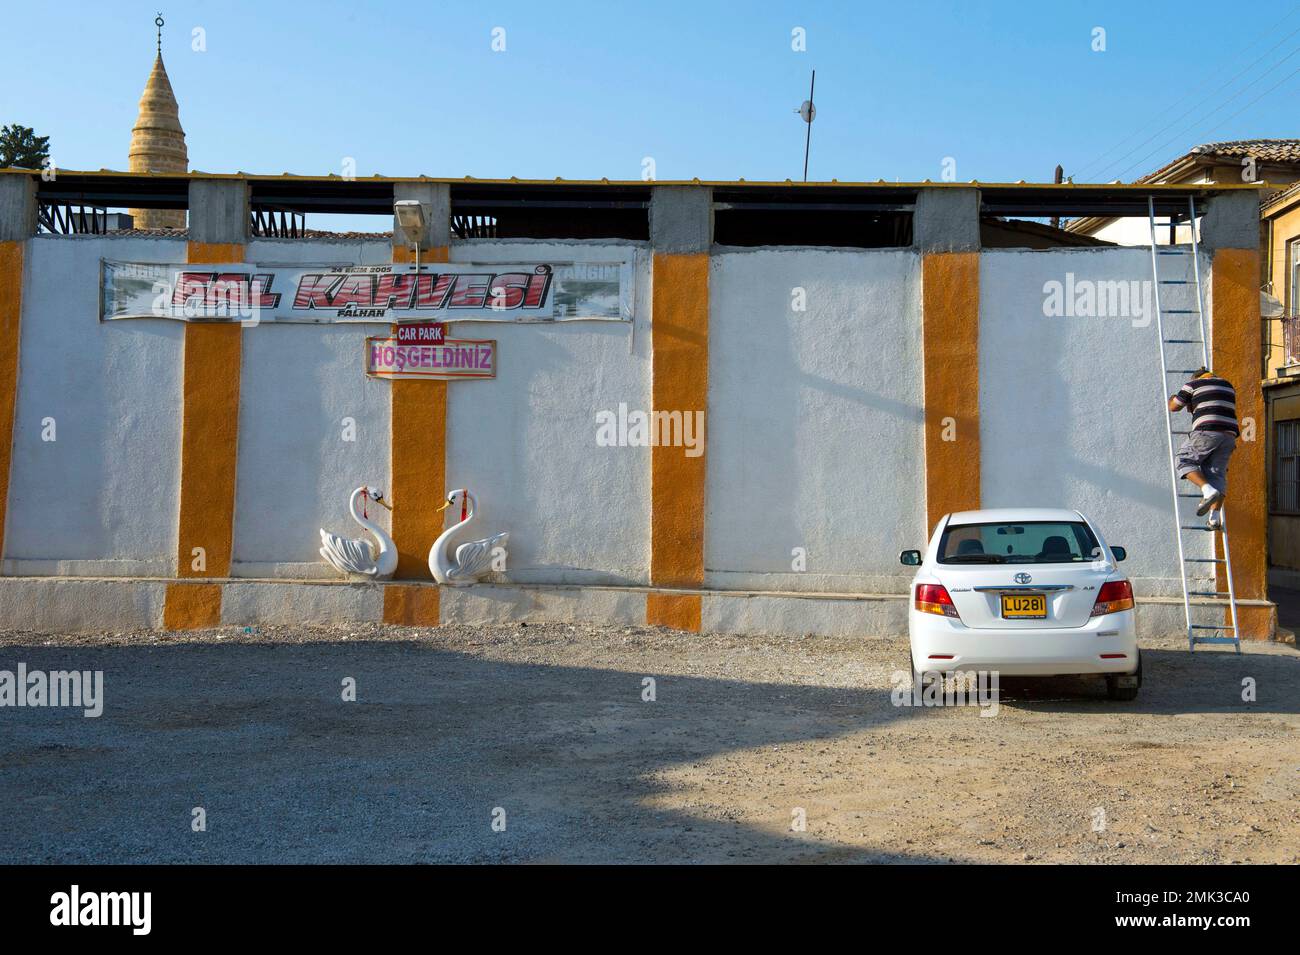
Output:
0,125,50,169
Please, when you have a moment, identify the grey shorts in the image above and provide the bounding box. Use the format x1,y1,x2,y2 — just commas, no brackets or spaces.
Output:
1176,429,1236,493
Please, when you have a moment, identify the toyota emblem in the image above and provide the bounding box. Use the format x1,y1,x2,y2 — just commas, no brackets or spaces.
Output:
1014,572,1032,584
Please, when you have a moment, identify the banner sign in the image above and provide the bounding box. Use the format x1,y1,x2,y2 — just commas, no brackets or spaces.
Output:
365,337,497,380
101,259,632,324
395,322,445,344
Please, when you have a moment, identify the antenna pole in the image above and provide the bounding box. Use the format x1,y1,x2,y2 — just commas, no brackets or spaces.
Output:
1051,164,1063,228
802,70,816,182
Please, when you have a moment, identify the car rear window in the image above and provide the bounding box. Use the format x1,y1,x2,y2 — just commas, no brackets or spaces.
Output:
938,521,1100,564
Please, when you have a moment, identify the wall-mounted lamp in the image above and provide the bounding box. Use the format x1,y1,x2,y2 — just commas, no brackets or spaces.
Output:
394,199,426,272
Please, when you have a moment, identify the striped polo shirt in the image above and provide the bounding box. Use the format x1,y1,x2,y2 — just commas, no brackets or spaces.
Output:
1173,374,1238,435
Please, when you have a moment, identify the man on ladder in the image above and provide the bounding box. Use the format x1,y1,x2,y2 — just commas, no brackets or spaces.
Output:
1168,366,1238,530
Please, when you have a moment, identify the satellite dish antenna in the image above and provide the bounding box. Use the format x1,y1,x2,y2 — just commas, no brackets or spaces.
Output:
795,71,816,181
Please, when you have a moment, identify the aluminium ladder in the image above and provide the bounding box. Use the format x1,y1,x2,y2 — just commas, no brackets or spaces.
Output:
1147,196,1241,652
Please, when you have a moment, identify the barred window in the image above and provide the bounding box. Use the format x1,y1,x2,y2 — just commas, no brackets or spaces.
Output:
1276,420,1300,514
1289,249,1300,366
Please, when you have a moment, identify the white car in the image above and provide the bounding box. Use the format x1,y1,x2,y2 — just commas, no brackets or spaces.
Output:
900,508,1141,700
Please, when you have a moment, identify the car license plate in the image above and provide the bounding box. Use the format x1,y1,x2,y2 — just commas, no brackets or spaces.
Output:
1001,593,1047,619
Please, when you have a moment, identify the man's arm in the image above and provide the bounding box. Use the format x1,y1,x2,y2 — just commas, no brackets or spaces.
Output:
1169,381,1194,413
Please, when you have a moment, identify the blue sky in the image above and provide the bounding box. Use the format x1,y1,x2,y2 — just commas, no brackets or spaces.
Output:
5,0,1300,187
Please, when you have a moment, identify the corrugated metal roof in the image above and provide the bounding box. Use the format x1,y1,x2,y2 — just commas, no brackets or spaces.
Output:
0,167,1268,191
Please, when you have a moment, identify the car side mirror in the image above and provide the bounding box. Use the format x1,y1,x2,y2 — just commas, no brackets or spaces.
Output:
1111,546,1127,562
899,549,922,566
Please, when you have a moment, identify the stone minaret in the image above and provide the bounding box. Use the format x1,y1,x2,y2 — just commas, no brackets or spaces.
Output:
128,16,187,230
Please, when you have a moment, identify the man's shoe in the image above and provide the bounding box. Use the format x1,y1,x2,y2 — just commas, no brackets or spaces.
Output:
1196,488,1223,516
1206,512,1222,531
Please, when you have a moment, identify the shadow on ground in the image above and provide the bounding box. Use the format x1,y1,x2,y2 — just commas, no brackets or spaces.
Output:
0,641,943,864
0,638,1295,863
989,646,1299,714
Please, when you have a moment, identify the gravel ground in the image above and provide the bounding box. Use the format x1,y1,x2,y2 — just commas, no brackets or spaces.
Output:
0,622,1296,864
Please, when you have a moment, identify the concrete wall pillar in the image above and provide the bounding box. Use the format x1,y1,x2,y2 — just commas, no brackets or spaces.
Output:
1202,190,1272,638
164,182,249,628
1199,191,1261,254
0,175,37,242
646,185,711,632
392,182,451,253
650,185,712,253
187,179,250,245
915,187,981,534
383,182,451,622
0,175,34,568
913,187,980,254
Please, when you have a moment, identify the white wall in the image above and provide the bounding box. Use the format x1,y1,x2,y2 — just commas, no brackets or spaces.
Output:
1088,216,1197,247
979,247,1214,596
446,240,651,585
5,236,187,576
7,236,1222,606
705,249,925,593
6,236,650,586
232,239,395,578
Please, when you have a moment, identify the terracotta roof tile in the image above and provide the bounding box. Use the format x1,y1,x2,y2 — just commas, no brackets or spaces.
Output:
1261,178,1300,213
1139,139,1300,183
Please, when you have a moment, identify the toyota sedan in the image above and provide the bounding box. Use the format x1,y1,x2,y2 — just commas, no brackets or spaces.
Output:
900,508,1141,700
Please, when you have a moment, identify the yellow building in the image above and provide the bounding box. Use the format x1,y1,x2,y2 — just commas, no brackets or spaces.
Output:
1262,181,1300,574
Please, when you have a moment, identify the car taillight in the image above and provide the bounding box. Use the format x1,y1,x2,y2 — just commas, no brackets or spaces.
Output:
915,583,960,619
1091,579,1134,616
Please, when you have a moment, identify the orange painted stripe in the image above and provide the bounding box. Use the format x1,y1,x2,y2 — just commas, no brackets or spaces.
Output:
921,252,980,533
647,253,708,632
382,583,440,627
384,245,448,622
165,241,244,629
163,582,222,630
646,592,701,632
0,242,24,563
1212,247,1272,639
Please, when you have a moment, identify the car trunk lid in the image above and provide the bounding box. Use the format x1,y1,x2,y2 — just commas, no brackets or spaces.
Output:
940,563,1106,629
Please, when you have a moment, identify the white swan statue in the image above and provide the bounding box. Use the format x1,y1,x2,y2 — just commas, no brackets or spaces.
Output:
319,486,396,579
429,488,508,586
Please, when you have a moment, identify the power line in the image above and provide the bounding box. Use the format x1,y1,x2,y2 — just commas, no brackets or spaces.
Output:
1106,42,1300,182
1074,10,1300,181
1185,59,1300,152
1091,32,1300,182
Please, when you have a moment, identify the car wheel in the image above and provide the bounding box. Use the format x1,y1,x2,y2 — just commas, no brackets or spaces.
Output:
1105,651,1141,701
908,648,936,685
